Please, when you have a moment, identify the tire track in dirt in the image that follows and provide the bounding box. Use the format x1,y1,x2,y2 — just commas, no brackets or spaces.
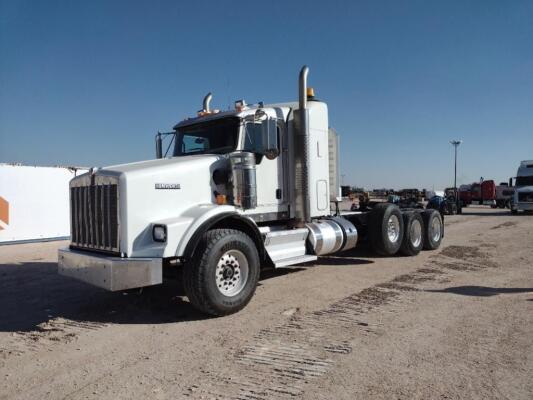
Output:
0,319,108,358
183,244,498,399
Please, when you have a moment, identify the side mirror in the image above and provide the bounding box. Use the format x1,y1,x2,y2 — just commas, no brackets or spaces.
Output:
155,132,163,159
244,111,280,159
261,117,279,160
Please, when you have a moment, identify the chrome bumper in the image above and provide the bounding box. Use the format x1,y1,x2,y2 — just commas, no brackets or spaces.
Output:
517,203,533,211
58,248,162,291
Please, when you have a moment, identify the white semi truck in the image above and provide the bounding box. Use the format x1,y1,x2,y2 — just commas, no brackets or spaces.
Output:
58,67,444,316
511,160,533,214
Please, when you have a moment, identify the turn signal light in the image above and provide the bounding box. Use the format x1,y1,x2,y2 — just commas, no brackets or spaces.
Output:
216,194,227,205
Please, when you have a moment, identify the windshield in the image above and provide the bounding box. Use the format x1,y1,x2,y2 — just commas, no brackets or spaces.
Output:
516,175,533,187
173,117,240,156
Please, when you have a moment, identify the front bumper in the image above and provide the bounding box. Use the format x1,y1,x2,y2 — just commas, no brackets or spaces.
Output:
58,248,162,291
517,202,533,211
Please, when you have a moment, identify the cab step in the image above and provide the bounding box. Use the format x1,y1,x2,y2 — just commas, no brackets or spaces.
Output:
263,228,316,268
273,254,318,268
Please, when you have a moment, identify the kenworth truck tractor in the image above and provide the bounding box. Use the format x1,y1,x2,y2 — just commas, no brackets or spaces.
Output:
58,66,444,316
511,160,533,214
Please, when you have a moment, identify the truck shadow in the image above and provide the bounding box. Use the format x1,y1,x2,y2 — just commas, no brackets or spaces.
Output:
312,246,375,265
459,210,517,216
0,260,320,333
426,285,533,297
0,261,209,332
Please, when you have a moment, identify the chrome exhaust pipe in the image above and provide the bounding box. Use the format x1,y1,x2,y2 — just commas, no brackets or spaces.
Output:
155,132,162,159
203,92,212,112
299,66,309,111
297,65,311,223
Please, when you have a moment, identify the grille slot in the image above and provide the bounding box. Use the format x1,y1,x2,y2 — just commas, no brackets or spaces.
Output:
70,179,120,254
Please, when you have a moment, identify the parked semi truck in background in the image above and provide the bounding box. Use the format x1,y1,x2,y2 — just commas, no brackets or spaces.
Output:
58,67,444,316
459,179,496,208
511,160,533,214
495,182,514,209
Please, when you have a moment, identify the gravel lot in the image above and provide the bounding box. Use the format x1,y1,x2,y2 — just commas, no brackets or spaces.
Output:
1,207,532,400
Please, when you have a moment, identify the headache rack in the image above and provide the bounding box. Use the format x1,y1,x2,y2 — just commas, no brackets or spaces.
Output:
70,174,120,254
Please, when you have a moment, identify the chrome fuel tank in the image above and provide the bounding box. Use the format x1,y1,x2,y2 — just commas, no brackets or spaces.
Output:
306,217,358,256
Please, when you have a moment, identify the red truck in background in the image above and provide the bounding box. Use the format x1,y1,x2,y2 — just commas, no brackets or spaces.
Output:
459,179,496,207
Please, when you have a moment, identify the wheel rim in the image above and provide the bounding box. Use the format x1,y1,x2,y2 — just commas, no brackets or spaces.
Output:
215,250,249,296
410,219,422,247
387,215,400,243
431,217,442,242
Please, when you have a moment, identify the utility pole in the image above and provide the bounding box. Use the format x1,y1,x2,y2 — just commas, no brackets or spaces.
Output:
450,140,462,211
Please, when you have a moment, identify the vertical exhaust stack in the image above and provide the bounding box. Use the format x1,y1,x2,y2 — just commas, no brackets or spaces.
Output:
203,92,213,112
155,132,163,159
294,65,312,224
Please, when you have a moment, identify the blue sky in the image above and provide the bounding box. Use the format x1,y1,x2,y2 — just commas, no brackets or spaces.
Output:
1,0,532,189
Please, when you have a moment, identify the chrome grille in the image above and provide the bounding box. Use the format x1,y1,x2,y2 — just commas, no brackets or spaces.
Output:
70,176,120,254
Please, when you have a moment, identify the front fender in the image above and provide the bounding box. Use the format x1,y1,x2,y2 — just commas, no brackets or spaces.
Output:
144,204,265,261
174,204,240,257
144,204,236,258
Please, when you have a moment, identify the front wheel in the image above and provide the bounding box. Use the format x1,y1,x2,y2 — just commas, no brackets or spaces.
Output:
183,229,260,316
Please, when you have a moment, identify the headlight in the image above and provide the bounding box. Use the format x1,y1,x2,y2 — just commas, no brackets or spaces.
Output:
152,225,167,242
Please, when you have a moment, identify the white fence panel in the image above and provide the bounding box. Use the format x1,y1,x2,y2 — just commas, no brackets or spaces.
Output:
0,165,86,243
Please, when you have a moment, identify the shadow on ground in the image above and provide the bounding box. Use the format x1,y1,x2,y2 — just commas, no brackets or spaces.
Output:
459,209,528,217
0,260,310,332
0,248,372,333
427,285,533,297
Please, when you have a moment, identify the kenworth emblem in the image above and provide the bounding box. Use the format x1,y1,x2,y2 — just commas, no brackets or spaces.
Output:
155,183,181,190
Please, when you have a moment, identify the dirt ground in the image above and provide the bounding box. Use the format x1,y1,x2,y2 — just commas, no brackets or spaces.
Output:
1,207,532,400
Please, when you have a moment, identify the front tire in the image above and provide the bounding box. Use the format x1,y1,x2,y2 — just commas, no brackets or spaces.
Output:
183,229,260,316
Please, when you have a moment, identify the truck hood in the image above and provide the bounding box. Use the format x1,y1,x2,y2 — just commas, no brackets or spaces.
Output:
98,154,229,257
102,154,225,178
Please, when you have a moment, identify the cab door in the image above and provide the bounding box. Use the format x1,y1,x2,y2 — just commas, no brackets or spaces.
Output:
242,109,287,215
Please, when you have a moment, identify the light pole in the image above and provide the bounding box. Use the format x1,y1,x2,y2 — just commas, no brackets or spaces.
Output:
450,140,462,209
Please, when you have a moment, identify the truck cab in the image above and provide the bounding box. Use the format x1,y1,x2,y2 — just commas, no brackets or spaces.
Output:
58,66,444,316
511,160,533,214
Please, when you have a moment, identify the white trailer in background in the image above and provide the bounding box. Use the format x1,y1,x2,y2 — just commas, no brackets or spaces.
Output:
0,164,86,244
511,160,533,214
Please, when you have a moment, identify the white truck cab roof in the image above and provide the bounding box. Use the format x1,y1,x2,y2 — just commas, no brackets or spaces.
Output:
517,160,533,176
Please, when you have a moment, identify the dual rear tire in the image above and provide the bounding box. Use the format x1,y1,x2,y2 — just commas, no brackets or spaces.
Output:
421,209,444,250
369,204,443,256
399,211,424,256
369,204,404,256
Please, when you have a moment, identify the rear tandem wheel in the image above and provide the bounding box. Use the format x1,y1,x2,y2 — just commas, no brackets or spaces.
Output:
369,203,405,256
